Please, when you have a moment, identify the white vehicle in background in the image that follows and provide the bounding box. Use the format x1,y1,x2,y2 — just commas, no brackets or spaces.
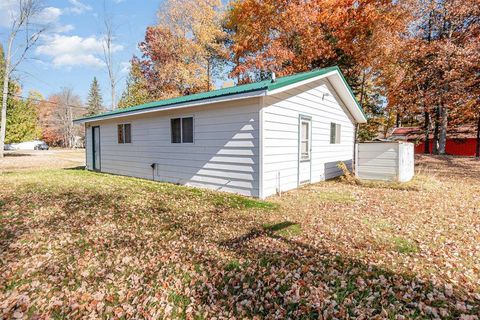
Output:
3,140,49,151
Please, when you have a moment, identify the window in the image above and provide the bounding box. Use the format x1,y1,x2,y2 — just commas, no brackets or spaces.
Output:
171,116,194,143
117,124,131,144
330,122,341,144
300,119,311,161
171,118,181,143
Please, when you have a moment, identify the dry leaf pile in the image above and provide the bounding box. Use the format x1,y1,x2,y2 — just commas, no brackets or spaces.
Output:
1,155,479,319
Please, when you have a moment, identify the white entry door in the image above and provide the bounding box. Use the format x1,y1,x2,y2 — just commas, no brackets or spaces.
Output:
298,116,312,185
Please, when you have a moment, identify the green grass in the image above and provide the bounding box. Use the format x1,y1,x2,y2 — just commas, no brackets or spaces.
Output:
390,236,419,254
358,174,438,192
262,221,302,238
2,162,480,319
315,190,356,203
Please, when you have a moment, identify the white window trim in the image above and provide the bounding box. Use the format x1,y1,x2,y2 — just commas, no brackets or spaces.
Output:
171,115,195,144
330,122,341,144
117,123,132,144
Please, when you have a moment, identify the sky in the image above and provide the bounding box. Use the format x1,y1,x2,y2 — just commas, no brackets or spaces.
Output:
0,0,163,108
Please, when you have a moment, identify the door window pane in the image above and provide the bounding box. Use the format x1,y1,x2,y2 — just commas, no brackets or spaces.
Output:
182,117,193,143
171,118,181,143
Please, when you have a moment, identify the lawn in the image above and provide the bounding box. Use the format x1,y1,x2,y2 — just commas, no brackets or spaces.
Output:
1,156,479,318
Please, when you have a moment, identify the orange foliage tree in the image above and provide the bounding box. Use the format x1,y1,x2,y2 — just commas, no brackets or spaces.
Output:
380,0,479,154
134,0,226,101
224,0,409,139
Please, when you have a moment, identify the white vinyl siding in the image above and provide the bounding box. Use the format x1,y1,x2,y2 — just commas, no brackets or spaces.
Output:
86,98,261,197
262,79,356,198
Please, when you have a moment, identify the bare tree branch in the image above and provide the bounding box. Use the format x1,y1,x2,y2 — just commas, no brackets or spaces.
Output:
0,0,47,157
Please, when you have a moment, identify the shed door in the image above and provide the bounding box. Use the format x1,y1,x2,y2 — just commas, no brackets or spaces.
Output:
92,126,101,171
298,117,312,185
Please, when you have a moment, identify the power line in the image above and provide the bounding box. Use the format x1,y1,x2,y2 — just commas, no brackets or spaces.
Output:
6,92,89,110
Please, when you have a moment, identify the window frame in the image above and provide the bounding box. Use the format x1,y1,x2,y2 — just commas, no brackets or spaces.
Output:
330,122,341,144
117,123,132,144
170,116,194,144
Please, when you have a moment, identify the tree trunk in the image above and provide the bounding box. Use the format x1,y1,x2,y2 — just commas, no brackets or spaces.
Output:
438,105,447,155
396,113,401,128
359,70,366,107
424,111,430,154
433,106,440,154
0,36,13,158
111,81,116,110
207,59,211,92
476,114,480,160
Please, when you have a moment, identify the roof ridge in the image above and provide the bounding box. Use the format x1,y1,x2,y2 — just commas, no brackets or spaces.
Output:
74,65,352,123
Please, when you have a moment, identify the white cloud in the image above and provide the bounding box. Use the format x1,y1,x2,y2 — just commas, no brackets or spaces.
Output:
120,61,130,74
36,7,62,24
113,0,126,3
54,24,75,33
66,0,92,14
36,34,124,68
0,0,17,27
0,3,73,33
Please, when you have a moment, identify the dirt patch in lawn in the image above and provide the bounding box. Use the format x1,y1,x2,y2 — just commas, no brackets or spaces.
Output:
1,156,479,318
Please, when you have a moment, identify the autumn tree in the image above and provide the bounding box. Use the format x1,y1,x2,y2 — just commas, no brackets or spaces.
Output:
224,0,408,140
36,95,63,146
384,0,479,154
118,59,150,109
135,0,225,100
86,77,104,116
40,89,85,148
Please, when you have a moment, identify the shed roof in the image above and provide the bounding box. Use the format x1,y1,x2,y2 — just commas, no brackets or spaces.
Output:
74,66,366,123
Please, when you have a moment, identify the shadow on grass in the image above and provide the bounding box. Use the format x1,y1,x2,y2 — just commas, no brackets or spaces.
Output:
209,224,477,318
1,181,478,318
64,166,86,171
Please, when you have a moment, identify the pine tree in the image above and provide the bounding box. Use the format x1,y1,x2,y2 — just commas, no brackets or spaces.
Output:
86,77,103,116
118,60,150,109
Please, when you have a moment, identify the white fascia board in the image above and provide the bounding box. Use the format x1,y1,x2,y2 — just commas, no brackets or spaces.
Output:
74,90,267,124
266,70,367,124
266,71,338,96
329,73,367,123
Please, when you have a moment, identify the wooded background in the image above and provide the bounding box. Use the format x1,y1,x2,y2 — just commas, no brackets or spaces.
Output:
1,0,478,156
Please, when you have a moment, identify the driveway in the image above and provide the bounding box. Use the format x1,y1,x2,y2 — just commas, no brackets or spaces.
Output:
0,149,85,172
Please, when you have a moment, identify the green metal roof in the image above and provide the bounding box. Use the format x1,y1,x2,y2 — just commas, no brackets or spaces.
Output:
75,66,363,122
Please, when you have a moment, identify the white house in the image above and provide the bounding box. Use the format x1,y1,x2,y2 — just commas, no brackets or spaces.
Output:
74,66,367,199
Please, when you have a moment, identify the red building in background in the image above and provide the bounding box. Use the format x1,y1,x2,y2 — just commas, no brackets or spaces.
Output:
389,125,479,156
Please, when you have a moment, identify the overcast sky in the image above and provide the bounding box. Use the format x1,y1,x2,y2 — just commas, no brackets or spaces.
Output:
0,0,161,107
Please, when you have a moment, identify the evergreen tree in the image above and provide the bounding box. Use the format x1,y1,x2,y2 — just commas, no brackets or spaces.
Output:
6,91,41,144
118,59,151,109
1,46,41,144
86,77,103,115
